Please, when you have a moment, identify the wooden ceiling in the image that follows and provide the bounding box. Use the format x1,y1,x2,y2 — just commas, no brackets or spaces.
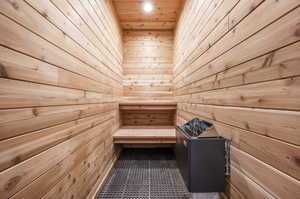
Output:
112,0,184,30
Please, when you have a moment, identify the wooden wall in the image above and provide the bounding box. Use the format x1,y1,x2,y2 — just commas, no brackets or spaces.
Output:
122,30,174,102
174,0,300,198
0,0,122,199
121,110,175,126
112,0,183,30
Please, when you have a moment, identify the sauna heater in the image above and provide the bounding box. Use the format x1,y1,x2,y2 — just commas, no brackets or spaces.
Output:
175,118,226,192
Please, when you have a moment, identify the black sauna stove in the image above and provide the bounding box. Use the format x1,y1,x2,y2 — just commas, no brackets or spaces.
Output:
175,118,228,193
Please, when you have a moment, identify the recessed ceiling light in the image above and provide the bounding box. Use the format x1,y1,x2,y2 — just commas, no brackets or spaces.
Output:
143,2,153,13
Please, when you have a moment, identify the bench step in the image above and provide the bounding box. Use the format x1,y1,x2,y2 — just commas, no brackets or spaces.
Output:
113,128,176,144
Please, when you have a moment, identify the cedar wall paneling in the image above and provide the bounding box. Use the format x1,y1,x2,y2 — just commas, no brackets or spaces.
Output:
174,0,300,198
0,0,122,199
112,0,182,30
122,30,174,102
121,109,176,126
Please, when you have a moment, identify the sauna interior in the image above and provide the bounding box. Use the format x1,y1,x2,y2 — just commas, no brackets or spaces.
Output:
0,0,299,198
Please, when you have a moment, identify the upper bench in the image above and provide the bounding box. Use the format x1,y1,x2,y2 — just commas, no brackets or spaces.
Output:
113,101,177,144
119,100,177,110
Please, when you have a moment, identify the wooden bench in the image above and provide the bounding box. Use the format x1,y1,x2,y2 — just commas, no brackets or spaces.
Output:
119,101,177,110
114,101,177,145
113,127,176,144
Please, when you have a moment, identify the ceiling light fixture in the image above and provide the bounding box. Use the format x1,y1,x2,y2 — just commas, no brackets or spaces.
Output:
143,2,153,13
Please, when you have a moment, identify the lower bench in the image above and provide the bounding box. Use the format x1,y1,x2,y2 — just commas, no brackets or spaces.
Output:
113,128,176,144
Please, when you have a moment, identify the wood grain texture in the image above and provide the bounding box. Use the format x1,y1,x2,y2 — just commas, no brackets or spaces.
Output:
113,0,183,30
113,127,175,138
123,30,174,102
174,0,300,198
121,108,176,126
113,127,176,144
121,30,176,127
0,0,122,199
1,0,299,198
